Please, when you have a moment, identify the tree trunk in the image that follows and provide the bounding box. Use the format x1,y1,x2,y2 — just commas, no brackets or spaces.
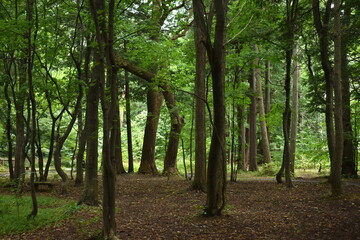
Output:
138,88,163,174
312,0,335,164
54,90,82,194
289,44,299,173
237,105,247,171
203,0,227,217
331,0,343,196
4,82,14,180
75,107,85,186
191,0,207,191
79,50,100,205
254,45,271,164
26,0,38,218
124,69,134,173
265,60,271,116
162,87,184,175
248,70,258,172
341,4,357,178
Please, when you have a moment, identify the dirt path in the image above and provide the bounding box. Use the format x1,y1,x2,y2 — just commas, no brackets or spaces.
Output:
2,174,360,240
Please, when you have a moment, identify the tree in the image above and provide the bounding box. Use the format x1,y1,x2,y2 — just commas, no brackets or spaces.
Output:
289,44,300,173
191,0,207,191
248,68,258,172
330,0,343,196
254,45,272,164
79,49,100,206
193,0,228,216
89,0,118,237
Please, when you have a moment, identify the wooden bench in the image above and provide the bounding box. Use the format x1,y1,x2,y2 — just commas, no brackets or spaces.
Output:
34,182,55,191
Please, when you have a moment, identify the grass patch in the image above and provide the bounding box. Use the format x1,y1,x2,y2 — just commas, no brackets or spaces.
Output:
0,194,80,236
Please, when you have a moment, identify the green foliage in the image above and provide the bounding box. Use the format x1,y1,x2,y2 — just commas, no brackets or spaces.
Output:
0,195,78,236
256,162,279,176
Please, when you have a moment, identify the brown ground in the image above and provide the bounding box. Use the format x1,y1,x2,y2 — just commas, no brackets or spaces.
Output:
1,174,360,240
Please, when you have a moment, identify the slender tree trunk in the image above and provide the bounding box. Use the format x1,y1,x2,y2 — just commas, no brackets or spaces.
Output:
312,0,335,164
289,44,299,173
75,107,85,186
4,83,14,180
204,0,227,216
248,70,258,172
341,4,356,177
265,60,271,116
191,0,207,191
27,0,37,218
331,0,343,196
237,105,247,171
254,45,271,164
124,69,134,173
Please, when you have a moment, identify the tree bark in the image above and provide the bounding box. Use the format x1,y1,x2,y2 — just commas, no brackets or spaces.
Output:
191,0,207,191
341,4,357,177
200,0,227,216
289,44,299,173
163,88,184,175
248,70,258,172
312,0,335,164
124,68,134,173
138,88,163,174
4,82,14,180
254,45,271,164
79,49,100,206
331,0,343,196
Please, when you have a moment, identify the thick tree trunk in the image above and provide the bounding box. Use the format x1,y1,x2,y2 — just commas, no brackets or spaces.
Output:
163,87,184,175
138,89,163,174
254,45,271,164
79,51,100,205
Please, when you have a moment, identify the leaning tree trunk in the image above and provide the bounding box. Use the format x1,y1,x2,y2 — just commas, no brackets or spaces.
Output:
54,94,82,194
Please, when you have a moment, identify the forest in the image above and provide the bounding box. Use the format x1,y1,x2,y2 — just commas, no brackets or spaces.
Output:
0,0,359,239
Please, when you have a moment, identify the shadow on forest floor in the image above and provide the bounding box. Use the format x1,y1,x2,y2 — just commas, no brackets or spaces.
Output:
1,173,360,240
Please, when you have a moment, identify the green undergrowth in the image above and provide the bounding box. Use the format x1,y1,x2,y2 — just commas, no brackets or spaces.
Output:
0,194,81,236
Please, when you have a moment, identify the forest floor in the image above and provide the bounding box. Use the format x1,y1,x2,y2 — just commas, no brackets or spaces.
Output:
1,172,360,240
